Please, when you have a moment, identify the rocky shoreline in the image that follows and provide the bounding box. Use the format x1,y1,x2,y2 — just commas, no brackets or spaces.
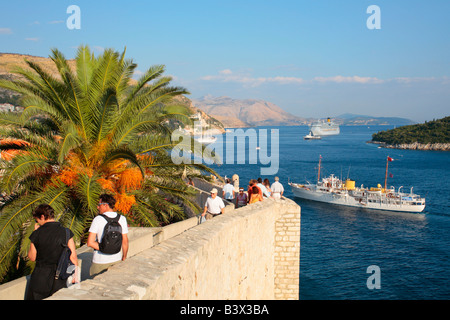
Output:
368,141,450,151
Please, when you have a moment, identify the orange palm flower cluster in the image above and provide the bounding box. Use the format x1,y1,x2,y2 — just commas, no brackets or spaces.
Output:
0,139,30,161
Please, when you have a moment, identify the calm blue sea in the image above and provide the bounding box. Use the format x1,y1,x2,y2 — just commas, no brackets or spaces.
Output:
211,125,450,300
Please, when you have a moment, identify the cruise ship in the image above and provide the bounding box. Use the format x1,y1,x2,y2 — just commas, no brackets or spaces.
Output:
289,156,426,213
309,118,340,136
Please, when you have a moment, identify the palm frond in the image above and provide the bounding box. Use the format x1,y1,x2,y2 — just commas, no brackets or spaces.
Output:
57,122,84,163
91,88,119,143
122,64,166,107
101,146,144,177
74,173,103,217
0,193,43,245
75,45,95,95
0,111,24,127
0,152,54,193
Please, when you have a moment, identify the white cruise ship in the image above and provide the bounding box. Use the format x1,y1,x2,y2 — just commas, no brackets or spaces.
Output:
309,118,340,136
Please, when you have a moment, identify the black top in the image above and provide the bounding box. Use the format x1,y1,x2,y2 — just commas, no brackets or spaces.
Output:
27,221,74,300
29,222,74,266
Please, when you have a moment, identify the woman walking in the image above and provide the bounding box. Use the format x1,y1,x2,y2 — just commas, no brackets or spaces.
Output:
26,204,78,300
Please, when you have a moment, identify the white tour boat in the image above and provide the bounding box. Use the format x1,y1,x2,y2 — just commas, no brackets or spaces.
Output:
309,118,340,136
289,156,426,213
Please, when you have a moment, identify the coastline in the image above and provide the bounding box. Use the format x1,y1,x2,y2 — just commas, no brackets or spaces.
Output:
368,140,450,151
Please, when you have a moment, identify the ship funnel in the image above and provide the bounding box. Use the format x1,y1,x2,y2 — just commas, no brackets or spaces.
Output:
345,179,355,190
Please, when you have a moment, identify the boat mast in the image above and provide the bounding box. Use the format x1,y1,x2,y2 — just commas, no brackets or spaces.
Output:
318,155,322,182
384,156,392,190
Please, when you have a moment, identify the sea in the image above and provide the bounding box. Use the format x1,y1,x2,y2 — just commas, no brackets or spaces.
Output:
210,125,450,300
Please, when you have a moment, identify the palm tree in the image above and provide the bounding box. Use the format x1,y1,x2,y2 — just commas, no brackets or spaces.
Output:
0,45,216,282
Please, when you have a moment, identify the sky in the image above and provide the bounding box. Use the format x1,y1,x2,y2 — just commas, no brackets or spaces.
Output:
0,0,449,122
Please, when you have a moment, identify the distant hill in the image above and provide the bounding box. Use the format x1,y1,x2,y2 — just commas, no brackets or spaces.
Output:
0,53,226,133
192,97,417,128
336,113,415,126
192,95,308,127
0,53,417,130
371,116,450,146
0,53,76,107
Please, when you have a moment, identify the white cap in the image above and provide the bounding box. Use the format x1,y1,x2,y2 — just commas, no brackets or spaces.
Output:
210,188,218,194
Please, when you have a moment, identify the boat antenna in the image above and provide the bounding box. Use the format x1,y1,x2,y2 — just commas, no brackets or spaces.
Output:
347,165,351,180
317,155,322,182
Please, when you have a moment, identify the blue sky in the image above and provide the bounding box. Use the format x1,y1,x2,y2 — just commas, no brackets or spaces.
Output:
0,0,449,122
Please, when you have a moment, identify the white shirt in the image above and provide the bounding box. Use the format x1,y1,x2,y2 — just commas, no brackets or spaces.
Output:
223,183,235,199
89,211,128,264
205,196,225,214
271,181,284,193
257,183,270,197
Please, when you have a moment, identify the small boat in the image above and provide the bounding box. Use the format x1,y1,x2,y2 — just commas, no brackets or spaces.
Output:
195,136,217,144
309,117,340,136
304,131,321,140
289,156,426,213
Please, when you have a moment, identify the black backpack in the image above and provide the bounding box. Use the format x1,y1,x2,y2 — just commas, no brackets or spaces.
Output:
99,214,123,254
55,228,76,280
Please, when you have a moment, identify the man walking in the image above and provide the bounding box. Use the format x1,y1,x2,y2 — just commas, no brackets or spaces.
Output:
87,194,129,277
202,188,225,220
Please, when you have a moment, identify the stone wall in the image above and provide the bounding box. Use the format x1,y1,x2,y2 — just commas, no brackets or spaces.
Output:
0,186,300,300
49,197,300,300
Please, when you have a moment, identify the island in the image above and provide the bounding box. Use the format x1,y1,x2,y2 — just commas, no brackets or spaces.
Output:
370,116,450,151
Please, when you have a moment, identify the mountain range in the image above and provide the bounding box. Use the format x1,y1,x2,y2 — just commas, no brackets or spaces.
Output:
0,53,415,129
192,96,416,128
336,113,415,126
192,95,308,127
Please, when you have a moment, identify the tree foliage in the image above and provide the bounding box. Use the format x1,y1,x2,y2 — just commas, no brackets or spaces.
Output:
372,116,450,145
0,46,217,282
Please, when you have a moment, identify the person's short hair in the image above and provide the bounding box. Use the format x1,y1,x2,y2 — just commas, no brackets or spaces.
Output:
99,193,116,209
252,186,259,193
32,204,55,220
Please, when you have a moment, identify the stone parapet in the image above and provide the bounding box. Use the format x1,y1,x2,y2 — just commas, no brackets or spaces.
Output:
0,182,300,300
48,198,300,300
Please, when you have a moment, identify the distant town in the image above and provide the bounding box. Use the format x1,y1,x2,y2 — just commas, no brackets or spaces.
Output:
0,103,23,113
